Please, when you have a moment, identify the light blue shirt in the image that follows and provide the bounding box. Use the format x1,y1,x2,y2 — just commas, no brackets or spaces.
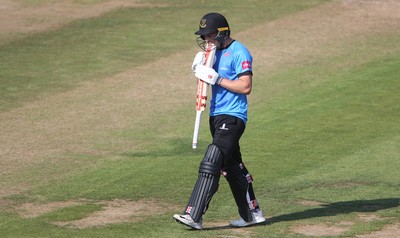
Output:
210,41,253,123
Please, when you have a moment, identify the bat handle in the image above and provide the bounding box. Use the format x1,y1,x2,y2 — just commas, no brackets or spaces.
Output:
192,110,202,149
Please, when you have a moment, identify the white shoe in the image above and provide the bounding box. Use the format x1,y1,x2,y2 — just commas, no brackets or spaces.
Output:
173,214,203,230
229,210,266,227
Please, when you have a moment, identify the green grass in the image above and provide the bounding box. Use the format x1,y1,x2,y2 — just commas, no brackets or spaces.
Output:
40,204,104,222
0,0,328,111
1,0,399,237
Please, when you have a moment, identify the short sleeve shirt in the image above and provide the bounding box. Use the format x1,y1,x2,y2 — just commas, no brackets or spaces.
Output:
210,40,253,123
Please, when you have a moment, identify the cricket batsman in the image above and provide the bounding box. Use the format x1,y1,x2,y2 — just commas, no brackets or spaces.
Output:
173,12,266,229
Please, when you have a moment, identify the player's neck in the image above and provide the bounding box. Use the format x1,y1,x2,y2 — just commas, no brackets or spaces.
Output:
220,37,234,50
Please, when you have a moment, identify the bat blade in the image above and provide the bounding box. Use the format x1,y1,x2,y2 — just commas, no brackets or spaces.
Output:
192,43,216,149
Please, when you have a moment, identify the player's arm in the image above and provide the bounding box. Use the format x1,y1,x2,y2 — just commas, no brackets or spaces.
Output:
219,52,253,95
219,73,252,95
195,66,253,95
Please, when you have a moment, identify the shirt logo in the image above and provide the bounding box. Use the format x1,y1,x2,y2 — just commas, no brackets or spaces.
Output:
242,61,251,70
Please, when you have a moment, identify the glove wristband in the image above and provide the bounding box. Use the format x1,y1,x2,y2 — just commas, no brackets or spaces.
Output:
216,76,223,85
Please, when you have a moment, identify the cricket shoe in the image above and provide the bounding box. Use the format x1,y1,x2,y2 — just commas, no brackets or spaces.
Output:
229,209,266,227
173,214,203,230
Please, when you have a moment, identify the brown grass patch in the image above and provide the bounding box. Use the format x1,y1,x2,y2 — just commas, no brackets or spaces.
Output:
15,198,172,228
292,223,349,236
17,200,83,218
298,200,328,207
291,213,395,237
357,223,400,238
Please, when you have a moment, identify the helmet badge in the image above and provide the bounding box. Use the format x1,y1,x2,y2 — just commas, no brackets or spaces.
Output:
199,19,207,29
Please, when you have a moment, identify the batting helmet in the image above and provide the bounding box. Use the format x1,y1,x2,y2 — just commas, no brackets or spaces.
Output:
195,13,230,36
195,13,230,49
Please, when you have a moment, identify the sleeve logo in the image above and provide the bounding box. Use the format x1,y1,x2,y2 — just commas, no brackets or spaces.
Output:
242,61,251,70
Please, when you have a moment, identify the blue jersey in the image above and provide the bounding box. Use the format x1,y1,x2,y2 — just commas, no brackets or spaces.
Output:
210,40,253,123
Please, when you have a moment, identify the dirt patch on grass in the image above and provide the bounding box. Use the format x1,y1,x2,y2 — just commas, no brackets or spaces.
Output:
293,222,400,237
357,223,400,238
17,199,83,218
358,213,387,222
15,198,172,228
290,209,395,237
292,223,349,236
298,200,328,207
291,200,396,237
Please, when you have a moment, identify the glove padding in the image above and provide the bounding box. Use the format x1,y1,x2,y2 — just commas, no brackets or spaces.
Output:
191,51,217,72
195,64,222,85
192,51,205,72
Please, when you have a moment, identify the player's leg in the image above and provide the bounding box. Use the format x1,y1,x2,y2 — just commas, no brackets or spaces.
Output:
210,115,249,218
222,163,253,222
210,115,266,227
173,144,223,229
233,148,261,211
209,116,257,221
238,162,260,211
227,149,266,227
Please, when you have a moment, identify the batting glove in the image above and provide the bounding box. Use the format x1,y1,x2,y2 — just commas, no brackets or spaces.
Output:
195,64,223,85
191,51,205,72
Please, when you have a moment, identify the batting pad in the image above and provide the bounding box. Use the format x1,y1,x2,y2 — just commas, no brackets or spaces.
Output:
185,144,223,222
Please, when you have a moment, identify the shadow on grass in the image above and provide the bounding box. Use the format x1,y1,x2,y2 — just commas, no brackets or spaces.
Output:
269,198,399,223
205,198,399,230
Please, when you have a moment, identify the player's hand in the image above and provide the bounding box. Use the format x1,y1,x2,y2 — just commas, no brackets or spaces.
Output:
191,51,205,72
195,65,222,85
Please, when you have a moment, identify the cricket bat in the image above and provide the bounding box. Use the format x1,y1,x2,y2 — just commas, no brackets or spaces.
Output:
192,42,216,149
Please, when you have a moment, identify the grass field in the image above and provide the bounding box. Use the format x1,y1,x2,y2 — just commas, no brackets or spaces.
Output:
0,0,399,237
